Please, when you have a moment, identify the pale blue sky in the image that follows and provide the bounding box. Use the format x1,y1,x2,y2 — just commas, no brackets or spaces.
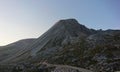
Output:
0,0,120,45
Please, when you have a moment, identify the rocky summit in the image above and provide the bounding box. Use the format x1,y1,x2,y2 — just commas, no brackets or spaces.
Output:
0,19,120,72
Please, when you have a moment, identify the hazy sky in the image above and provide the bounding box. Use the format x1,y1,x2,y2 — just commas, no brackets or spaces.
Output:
0,0,120,46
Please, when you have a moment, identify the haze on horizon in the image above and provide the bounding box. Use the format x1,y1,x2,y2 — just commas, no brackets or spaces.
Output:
0,0,120,46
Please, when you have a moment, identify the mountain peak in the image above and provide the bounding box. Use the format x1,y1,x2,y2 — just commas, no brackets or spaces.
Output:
55,18,79,27
51,18,93,36
58,18,78,23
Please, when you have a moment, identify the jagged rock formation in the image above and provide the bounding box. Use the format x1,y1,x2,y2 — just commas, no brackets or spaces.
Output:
0,19,120,72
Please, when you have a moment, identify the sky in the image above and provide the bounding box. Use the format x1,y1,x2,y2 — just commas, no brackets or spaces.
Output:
0,0,120,46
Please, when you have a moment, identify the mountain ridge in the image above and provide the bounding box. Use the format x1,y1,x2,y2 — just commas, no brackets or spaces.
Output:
0,19,120,72
0,19,94,64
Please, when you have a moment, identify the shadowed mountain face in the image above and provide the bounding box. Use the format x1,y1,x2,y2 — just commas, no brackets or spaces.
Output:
0,19,120,72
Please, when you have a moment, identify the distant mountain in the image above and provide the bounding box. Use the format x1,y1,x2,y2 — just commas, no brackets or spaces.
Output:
0,19,120,72
0,39,36,62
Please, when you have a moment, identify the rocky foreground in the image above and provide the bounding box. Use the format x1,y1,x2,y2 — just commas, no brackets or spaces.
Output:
0,63,92,72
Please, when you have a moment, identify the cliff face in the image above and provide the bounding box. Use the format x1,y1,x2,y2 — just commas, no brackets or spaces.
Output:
0,19,120,72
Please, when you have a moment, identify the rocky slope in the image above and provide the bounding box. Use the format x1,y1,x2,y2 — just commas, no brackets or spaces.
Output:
0,19,120,72
47,30,120,72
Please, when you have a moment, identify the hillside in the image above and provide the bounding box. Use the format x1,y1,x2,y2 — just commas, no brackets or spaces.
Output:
0,39,36,62
0,19,120,72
